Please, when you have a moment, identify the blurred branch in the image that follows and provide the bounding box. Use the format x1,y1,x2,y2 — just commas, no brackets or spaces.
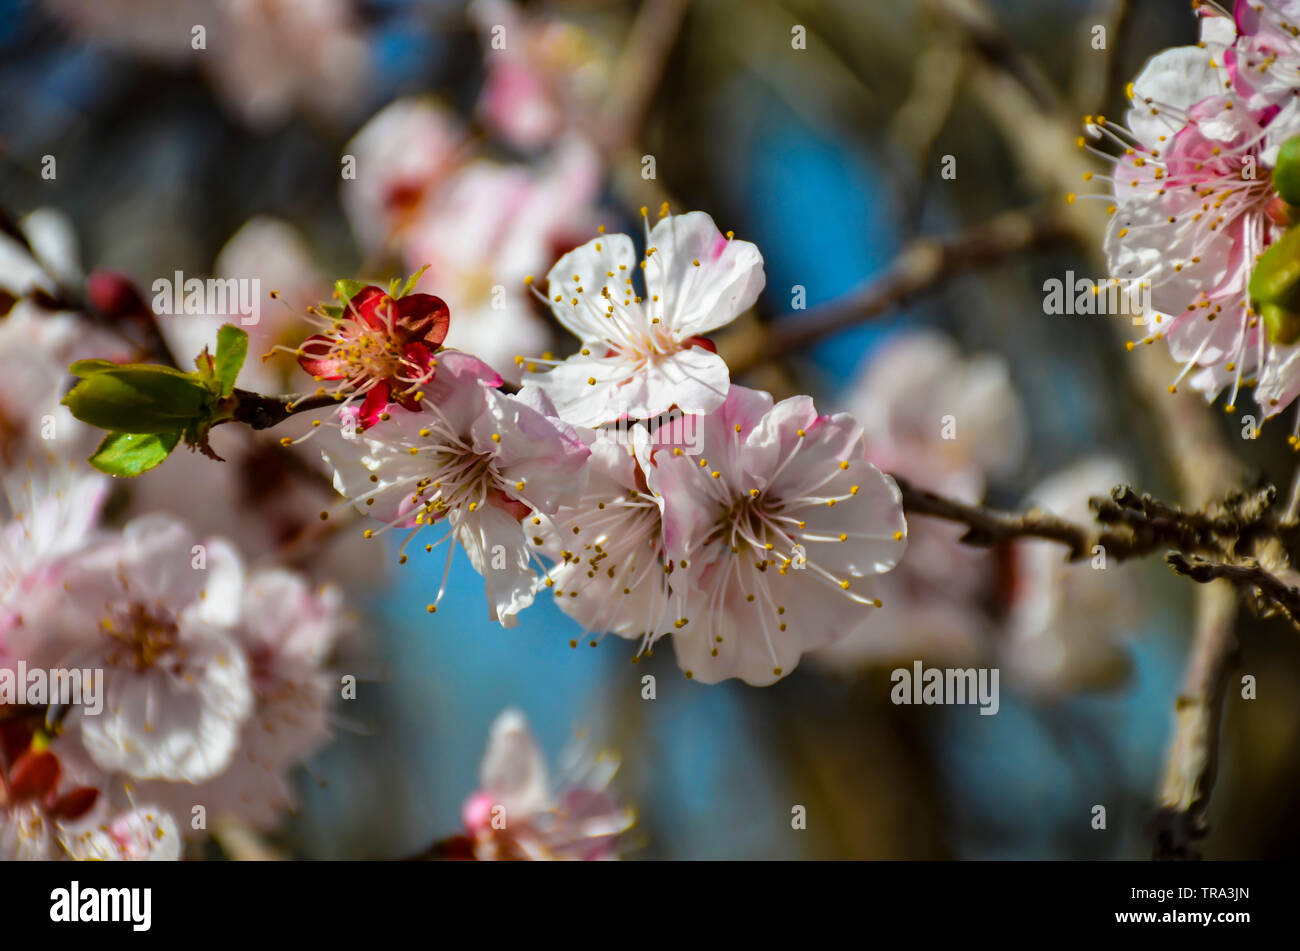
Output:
1070,0,1133,114
924,0,1059,111
723,208,1073,374
1151,580,1238,860
598,0,691,152
940,0,1252,859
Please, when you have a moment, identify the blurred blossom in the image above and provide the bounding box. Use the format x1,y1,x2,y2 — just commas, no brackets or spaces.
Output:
815,332,1025,671
341,98,468,257
469,0,613,152
0,720,180,861
107,568,349,835
403,138,606,379
0,213,134,469
999,458,1142,697
848,331,1027,498
44,0,371,130
460,708,633,860
159,216,325,395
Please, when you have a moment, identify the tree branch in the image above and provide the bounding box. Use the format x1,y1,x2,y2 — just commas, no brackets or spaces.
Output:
723,208,1073,374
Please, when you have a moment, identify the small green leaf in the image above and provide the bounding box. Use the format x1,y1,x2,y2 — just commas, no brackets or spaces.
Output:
214,324,248,397
69,358,124,376
1250,225,1300,311
398,265,430,298
87,431,180,476
63,364,212,434
1275,136,1300,207
334,279,370,307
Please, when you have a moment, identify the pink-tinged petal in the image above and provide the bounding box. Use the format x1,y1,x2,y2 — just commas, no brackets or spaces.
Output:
475,388,589,514
477,709,551,817
359,382,391,429
457,506,540,627
297,334,347,379
421,349,501,433
644,211,765,337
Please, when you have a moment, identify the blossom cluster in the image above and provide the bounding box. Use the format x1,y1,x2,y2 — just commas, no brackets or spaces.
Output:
307,208,909,686
1089,0,1300,431
0,217,350,861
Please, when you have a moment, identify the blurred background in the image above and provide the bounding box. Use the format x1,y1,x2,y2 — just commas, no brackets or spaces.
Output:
2,0,1299,859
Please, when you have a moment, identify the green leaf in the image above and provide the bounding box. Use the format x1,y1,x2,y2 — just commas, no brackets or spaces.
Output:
214,324,248,397
1275,136,1300,207
1250,225,1300,311
87,431,180,476
398,265,430,298
62,364,212,434
68,358,122,376
334,279,370,307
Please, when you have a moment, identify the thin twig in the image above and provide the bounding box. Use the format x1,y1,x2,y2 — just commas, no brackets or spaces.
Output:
723,208,1073,373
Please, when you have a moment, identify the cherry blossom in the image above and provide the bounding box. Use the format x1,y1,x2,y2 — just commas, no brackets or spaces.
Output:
815,332,1025,671
316,350,590,626
296,284,450,430
524,209,765,427
529,422,682,653
646,385,907,685
19,515,255,784
999,459,1142,696
461,709,633,860
341,99,467,256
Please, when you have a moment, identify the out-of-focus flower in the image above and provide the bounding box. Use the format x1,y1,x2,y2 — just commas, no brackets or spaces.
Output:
647,385,907,685
0,715,181,861
815,332,1026,671
0,214,134,469
17,514,254,784
159,217,328,396
524,209,765,426
61,806,182,861
847,332,1026,497
998,458,1141,696
469,0,613,152
403,140,604,381
461,709,633,860
341,99,467,257
44,0,370,130
109,569,347,834
0,467,109,661
316,350,590,627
